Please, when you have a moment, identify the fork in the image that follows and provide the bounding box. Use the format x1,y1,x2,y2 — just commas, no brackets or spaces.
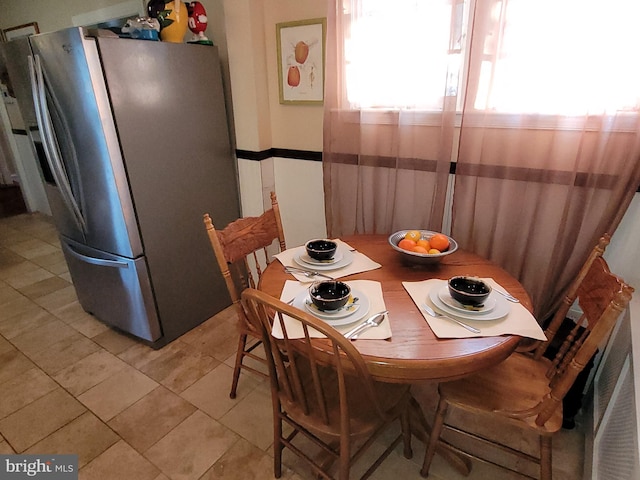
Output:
421,303,481,334
284,266,335,280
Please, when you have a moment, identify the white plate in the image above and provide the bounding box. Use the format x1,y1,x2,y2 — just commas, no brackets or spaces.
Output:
304,290,363,319
437,285,496,314
298,249,344,266
429,285,510,321
294,249,354,271
292,288,370,326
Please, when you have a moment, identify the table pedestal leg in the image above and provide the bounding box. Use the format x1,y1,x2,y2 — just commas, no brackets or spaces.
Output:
410,396,472,477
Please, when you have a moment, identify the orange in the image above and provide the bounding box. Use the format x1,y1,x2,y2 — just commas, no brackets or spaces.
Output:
398,238,417,251
416,239,431,250
412,245,429,254
428,248,441,254
430,233,450,252
404,230,422,242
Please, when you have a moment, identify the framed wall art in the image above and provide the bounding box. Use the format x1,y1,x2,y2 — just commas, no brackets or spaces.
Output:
2,22,39,42
276,17,326,105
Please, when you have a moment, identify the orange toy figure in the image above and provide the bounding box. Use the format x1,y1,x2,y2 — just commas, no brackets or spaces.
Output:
187,1,213,44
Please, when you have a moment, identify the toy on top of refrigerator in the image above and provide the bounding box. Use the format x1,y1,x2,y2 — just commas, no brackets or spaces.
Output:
187,2,213,45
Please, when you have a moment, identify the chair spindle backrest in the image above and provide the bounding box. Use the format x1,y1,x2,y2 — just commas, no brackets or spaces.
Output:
534,255,633,426
241,288,393,429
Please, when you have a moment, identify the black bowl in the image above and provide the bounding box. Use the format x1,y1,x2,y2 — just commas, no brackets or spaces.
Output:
305,239,338,261
309,281,351,311
448,276,492,306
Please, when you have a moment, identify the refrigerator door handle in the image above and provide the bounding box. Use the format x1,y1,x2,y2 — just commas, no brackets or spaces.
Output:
29,54,86,232
28,56,60,185
61,241,129,269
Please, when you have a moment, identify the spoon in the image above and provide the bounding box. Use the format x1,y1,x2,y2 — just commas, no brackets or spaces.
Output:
344,310,388,339
421,304,481,334
284,266,335,280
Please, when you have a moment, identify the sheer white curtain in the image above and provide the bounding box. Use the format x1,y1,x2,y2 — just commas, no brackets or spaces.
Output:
452,0,640,318
324,0,640,318
323,0,458,236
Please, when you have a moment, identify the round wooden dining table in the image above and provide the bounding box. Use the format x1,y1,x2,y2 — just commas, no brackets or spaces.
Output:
259,234,535,476
258,234,534,384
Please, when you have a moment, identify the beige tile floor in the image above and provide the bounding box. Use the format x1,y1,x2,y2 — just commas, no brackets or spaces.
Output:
0,213,585,480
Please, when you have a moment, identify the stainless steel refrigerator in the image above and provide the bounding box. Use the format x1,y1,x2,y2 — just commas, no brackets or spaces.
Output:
2,27,241,347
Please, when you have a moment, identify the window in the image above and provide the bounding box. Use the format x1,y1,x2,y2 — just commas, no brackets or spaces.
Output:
343,0,640,115
345,0,466,110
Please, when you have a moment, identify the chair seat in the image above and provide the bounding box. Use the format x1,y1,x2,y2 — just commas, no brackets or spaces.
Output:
439,352,563,435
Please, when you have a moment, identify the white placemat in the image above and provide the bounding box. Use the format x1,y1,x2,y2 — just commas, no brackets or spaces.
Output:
273,279,392,340
403,278,546,340
274,239,381,283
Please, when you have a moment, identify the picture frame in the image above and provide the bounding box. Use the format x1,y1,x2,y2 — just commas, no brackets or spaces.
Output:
2,22,39,42
276,18,326,105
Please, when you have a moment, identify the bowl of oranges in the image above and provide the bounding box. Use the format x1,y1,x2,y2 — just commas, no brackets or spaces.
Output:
388,229,458,265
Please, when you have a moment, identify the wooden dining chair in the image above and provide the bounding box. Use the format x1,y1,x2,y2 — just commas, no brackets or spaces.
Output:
203,191,286,398
240,288,413,480
517,234,611,355
420,235,634,480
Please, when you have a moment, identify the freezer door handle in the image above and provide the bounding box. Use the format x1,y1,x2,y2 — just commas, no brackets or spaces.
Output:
28,54,86,232
61,241,129,269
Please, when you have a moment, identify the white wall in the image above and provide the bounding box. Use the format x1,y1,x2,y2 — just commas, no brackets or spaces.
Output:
274,157,326,246
0,96,50,214
237,156,326,247
11,134,50,215
605,194,640,290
